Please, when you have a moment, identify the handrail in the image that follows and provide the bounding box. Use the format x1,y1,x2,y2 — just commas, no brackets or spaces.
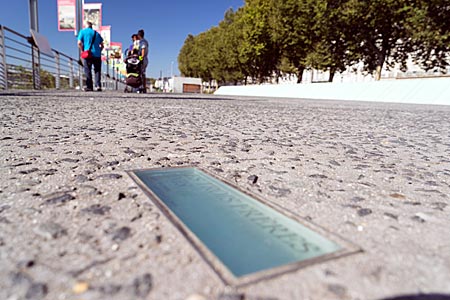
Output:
3,26,29,39
6,54,33,64
4,37,31,48
5,46,31,56
0,24,126,91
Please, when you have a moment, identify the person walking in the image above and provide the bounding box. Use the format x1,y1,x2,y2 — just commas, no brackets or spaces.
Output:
77,21,104,91
136,29,149,93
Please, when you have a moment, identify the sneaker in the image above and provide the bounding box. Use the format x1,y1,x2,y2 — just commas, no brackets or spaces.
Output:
84,87,93,92
96,87,102,92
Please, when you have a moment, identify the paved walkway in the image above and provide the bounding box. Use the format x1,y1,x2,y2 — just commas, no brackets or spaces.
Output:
1,91,450,300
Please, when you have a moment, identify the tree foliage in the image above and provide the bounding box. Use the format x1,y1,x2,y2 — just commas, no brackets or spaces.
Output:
409,0,450,71
238,0,279,82
178,0,450,84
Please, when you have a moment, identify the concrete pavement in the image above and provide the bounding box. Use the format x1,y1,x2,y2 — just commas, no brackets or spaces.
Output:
1,91,449,300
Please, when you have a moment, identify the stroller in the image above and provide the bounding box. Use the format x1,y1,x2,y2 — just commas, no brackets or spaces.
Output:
124,53,145,93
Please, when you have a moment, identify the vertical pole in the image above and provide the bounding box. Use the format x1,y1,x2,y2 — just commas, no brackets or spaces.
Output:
79,62,83,90
75,0,83,89
115,67,118,90
69,59,74,88
55,52,60,89
0,25,8,90
75,0,83,66
29,0,39,32
31,45,41,89
75,0,83,37
106,50,109,78
112,59,116,80
29,0,40,89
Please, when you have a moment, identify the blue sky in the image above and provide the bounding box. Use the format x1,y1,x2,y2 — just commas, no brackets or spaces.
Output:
0,0,244,78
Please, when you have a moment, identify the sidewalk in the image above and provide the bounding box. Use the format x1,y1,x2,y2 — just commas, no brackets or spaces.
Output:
1,91,449,300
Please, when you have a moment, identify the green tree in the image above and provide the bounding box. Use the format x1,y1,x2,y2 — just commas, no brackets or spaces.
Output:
238,0,279,83
178,0,449,85
409,0,450,72
349,0,415,80
271,0,319,83
178,33,213,79
194,30,215,82
178,34,197,77
275,56,297,82
306,0,360,82
178,26,230,83
213,8,247,84
40,69,56,89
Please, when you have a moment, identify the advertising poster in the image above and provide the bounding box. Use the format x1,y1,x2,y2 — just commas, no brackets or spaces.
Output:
110,42,126,78
110,42,123,60
57,0,76,31
100,25,111,61
83,3,102,30
100,26,111,49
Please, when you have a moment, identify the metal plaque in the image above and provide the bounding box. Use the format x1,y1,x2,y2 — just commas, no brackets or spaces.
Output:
30,29,54,58
128,167,360,286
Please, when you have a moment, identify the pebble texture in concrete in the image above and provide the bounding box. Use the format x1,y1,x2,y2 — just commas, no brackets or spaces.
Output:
1,91,449,300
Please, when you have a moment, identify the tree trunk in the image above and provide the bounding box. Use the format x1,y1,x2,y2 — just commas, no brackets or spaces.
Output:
296,67,305,83
375,53,385,81
375,65,382,81
329,68,336,82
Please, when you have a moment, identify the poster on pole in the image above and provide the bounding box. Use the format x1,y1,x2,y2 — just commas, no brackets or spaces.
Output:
100,26,111,61
110,42,123,60
57,0,76,31
83,3,102,30
110,42,125,78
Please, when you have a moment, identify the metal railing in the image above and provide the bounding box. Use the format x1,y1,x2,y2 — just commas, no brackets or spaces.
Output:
0,24,125,91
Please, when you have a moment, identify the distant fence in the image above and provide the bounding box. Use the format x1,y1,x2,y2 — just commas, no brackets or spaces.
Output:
0,25,125,91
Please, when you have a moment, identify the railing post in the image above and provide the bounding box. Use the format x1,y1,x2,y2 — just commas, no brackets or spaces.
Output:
78,62,83,90
69,59,74,89
0,25,8,90
112,60,115,91
115,67,118,90
55,51,60,89
31,45,41,89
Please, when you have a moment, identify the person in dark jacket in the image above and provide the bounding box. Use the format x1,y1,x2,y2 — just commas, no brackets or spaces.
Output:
136,29,149,93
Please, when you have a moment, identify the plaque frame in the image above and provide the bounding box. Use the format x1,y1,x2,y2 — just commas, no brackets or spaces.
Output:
127,167,362,287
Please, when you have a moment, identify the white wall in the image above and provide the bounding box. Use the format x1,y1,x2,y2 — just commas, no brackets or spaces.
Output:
172,77,202,93
215,78,450,106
